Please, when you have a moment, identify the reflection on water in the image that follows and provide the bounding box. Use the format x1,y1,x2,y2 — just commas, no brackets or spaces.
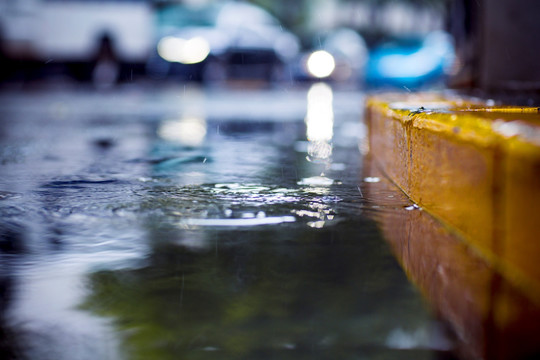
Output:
2,85,539,358
157,117,207,147
302,83,336,189
305,83,333,164
0,86,455,359
363,156,540,360
157,87,207,148
81,218,439,359
135,182,340,232
305,83,334,144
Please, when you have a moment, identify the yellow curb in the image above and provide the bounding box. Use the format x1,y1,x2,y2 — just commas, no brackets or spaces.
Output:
365,93,540,302
363,158,540,360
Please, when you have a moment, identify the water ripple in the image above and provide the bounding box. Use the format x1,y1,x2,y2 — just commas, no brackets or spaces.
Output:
134,182,343,228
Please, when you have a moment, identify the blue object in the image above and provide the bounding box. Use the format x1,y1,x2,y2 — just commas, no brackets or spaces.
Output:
365,31,455,89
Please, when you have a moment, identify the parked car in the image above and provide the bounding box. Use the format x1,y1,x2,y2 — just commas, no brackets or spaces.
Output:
145,1,300,84
365,31,455,89
0,0,153,85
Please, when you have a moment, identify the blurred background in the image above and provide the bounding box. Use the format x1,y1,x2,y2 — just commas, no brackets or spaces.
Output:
0,0,455,90
3,1,540,359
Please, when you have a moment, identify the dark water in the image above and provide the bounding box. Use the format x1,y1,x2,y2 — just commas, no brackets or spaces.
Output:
0,84,451,359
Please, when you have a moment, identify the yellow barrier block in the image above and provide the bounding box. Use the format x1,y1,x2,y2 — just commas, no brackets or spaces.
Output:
363,158,540,360
365,93,540,300
503,127,540,292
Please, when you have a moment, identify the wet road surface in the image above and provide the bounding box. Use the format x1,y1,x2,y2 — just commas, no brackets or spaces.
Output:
0,84,453,359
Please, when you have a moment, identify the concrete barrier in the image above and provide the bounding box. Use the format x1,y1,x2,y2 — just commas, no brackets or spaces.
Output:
363,157,540,359
366,93,540,302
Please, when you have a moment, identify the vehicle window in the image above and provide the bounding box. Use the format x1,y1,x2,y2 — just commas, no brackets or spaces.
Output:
157,5,218,28
216,3,279,28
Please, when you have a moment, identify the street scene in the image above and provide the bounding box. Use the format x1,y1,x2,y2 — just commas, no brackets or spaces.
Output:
0,81,456,359
1,1,540,359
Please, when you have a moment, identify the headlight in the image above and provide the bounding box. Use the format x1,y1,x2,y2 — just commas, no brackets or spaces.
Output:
306,50,336,78
157,36,211,64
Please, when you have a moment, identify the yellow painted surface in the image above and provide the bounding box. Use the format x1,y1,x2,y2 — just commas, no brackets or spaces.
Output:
366,104,411,192
408,122,497,254
363,158,540,360
365,93,540,301
503,137,540,291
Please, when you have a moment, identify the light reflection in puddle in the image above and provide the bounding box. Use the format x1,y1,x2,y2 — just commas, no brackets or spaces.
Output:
363,176,381,183
297,175,336,186
137,182,342,230
304,83,335,180
77,173,444,359
157,116,207,147
362,157,540,359
179,215,296,227
305,83,334,143
0,86,455,360
404,204,421,211
307,220,326,228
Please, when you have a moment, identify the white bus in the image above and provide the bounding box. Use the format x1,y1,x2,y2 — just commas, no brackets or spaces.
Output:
0,0,154,84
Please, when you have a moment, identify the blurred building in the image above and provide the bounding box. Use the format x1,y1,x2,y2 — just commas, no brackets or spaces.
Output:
0,0,154,85
305,0,445,40
448,0,540,97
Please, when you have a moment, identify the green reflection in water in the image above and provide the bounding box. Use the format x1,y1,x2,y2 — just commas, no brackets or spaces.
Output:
81,217,436,360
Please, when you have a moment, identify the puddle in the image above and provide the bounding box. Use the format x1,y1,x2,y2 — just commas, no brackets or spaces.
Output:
128,182,343,232
363,176,381,183
0,86,455,360
179,215,296,227
297,175,336,186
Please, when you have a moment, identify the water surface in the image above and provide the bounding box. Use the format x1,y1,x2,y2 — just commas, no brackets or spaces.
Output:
0,85,451,359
